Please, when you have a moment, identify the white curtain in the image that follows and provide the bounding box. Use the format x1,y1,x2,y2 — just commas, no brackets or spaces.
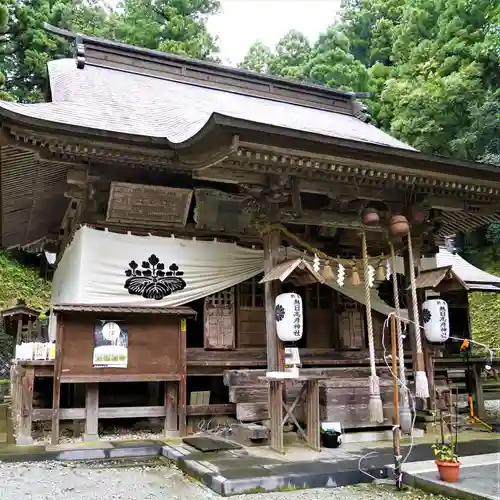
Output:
52,226,264,307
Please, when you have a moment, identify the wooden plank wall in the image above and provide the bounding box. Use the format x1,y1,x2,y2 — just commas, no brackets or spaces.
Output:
61,314,184,382
224,367,395,428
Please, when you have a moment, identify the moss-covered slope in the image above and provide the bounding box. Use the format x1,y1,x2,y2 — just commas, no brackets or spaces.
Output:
466,247,500,348
0,251,51,312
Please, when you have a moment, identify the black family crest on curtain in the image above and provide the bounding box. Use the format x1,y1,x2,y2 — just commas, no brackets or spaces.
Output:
124,254,186,300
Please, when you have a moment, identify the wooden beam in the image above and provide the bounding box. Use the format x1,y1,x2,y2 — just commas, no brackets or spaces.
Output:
290,177,303,217
32,404,236,422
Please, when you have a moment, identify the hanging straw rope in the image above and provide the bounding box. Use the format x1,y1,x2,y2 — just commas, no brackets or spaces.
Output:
407,231,430,398
362,232,384,423
389,242,412,433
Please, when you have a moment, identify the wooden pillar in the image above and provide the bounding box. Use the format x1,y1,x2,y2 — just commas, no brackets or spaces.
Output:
15,317,23,346
263,203,283,371
403,248,419,375
164,381,178,437
17,366,34,445
470,364,485,419
51,315,63,445
305,380,321,451
84,383,99,442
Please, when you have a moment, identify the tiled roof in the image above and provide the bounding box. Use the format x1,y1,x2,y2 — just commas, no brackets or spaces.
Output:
421,247,500,286
0,59,415,150
52,304,197,316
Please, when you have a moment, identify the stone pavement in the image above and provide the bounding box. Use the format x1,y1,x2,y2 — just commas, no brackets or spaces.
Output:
393,452,500,500
0,432,498,496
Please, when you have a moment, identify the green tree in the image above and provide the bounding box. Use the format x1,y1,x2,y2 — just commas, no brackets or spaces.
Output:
0,0,220,102
304,25,369,92
238,40,273,73
268,30,311,80
105,0,220,60
0,1,12,101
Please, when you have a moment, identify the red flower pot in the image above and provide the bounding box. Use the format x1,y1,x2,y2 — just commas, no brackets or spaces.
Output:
436,460,461,482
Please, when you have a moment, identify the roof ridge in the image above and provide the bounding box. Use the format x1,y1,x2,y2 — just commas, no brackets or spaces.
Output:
43,23,369,119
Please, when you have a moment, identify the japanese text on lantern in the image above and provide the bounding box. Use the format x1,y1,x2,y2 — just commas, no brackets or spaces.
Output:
293,296,301,338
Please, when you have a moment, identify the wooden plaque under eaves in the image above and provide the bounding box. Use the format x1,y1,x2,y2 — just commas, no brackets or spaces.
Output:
203,288,236,350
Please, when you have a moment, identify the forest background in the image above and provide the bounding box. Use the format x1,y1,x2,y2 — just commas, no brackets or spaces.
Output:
0,0,499,347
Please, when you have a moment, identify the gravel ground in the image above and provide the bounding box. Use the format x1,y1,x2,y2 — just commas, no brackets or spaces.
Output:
0,461,450,500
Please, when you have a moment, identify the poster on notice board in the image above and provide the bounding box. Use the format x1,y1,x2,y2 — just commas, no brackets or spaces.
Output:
93,320,128,368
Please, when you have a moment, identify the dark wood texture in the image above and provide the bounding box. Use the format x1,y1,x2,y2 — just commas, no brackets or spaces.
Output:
304,284,334,348
106,182,192,226
60,313,185,383
203,289,236,350
19,367,35,444
237,276,266,348
84,383,99,441
32,403,236,422
194,188,253,233
165,381,178,434
51,317,63,444
337,294,366,350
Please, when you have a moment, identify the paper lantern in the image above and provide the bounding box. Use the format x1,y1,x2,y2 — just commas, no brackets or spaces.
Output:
422,298,449,343
275,293,303,342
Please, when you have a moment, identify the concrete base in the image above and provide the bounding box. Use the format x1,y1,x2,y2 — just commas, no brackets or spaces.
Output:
83,433,99,443
161,443,379,496
387,453,500,500
16,436,34,446
343,428,424,444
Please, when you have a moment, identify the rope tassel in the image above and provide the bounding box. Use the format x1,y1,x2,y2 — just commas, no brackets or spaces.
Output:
407,231,430,399
363,232,384,423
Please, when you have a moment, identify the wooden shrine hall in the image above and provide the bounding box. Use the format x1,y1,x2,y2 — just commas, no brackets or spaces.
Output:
1,23,500,450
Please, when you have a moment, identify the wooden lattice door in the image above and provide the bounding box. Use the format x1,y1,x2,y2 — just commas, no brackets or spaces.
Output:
337,294,366,350
203,288,236,350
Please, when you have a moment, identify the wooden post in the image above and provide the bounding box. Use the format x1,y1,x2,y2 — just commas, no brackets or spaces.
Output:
164,381,178,437
15,317,23,346
178,318,187,436
84,383,99,442
403,248,419,374
263,203,283,371
305,380,320,452
391,315,402,489
471,364,485,419
269,380,283,453
17,366,34,445
51,315,63,445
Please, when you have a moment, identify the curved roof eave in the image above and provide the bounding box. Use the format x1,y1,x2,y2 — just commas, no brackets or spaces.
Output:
1,104,500,186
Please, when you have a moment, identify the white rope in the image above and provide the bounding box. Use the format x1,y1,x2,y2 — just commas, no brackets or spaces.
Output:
407,231,429,398
390,242,412,433
407,231,423,355
363,232,384,423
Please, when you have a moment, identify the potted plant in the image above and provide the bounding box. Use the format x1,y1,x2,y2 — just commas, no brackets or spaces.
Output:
432,441,461,482
320,427,342,448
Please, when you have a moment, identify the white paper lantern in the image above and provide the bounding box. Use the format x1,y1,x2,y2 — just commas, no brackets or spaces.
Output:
275,293,303,342
422,298,449,343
